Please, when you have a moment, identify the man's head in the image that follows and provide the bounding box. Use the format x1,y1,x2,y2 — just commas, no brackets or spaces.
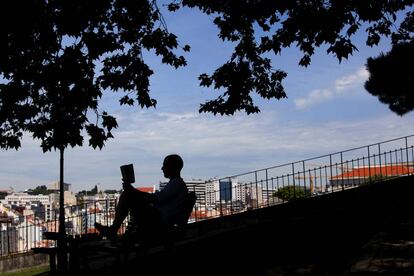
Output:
162,154,183,179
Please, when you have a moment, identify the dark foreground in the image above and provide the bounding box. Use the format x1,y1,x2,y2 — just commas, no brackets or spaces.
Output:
38,176,414,275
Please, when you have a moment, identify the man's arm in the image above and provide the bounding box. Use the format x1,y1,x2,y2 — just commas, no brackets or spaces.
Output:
122,181,157,203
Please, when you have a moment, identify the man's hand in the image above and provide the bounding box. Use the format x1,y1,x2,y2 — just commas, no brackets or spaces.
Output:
122,179,133,191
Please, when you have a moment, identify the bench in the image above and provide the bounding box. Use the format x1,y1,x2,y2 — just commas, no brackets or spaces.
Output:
31,232,101,272
31,246,59,272
31,232,67,273
79,191,197,268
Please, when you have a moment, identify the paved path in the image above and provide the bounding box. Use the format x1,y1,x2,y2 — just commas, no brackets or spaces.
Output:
344,218,414,275
264,216,414,276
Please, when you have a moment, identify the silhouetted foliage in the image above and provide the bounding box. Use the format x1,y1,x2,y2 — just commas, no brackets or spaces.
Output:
273,185,306,202
365,41,414,115
181,0,414,114
0,0,188,151
0,0,413,153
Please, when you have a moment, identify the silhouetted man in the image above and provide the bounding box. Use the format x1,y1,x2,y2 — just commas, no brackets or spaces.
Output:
95,154,188,240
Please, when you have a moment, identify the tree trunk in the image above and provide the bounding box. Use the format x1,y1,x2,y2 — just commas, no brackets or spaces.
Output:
57,147,67,271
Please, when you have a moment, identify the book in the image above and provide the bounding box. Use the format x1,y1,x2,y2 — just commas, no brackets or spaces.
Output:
120,163,135,184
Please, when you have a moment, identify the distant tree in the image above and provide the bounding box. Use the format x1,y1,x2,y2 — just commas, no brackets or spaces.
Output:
273,185,306,202
365,40,414,115
77,190,87,197
27,185,52,195
90,185,98,195
104,189,119,194
77,185,100,196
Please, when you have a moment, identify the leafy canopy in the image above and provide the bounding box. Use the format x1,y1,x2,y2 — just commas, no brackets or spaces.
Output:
180,0,414,114
0,0,189,151
0,0,413,152
365,40,414,115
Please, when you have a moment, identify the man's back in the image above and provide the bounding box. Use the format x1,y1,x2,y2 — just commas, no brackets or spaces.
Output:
155,177,188,224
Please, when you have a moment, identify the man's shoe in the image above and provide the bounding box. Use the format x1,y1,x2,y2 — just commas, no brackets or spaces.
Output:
94,223,117,241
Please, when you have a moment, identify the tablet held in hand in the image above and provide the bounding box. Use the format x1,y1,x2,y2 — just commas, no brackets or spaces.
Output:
120,163,135,184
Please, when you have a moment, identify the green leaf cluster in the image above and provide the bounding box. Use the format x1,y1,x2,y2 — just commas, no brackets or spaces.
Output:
27,185,52,195
273,185,306,202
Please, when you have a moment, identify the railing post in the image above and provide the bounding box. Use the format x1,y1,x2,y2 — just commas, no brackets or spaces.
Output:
411,145,414,175
219,180,223,217
7,222,10,254
85,202,88,235
340,152,344,191
254,172,259,209
329,155,333,193
378,143,382,178
302,161,306,196
205,184,208,218
405,137,409,170
94,201,97,229
368,146,372,183
292,163,296,199
276,176,279,203
26,215,29,252
265,169,269,207
229,177,233,214
105,198,108,226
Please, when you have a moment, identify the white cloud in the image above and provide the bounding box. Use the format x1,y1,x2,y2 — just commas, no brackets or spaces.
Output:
335,67,369,91
3,109,412,192
294,67,369,109
294,89,333,109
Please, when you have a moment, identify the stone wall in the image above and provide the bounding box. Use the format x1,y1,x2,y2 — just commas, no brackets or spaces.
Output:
0,252,48,273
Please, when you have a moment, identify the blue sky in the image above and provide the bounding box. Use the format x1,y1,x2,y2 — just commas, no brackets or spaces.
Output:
1,6,414,192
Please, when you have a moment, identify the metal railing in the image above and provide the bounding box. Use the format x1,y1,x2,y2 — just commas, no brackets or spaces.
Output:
1,134,414,256
189,135,414,221
0,198,126,256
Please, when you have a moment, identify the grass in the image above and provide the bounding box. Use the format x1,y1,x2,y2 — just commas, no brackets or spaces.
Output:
1,265,49,276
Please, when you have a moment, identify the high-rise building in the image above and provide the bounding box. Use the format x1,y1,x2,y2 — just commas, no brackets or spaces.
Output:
205,180,218,208
219,180,232,202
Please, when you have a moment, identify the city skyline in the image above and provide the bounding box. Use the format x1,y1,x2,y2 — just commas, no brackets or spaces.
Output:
1,7,414,192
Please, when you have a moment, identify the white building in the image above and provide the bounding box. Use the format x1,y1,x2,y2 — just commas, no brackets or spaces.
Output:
1,193,54,223
205,179,219,207
49,191,76,207
2,193,51,206
16,218,43,252
244,184,263,209
47,181,71,192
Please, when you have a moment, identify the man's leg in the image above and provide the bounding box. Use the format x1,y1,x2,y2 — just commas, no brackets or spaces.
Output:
111,189,131,230
96,187,145,239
